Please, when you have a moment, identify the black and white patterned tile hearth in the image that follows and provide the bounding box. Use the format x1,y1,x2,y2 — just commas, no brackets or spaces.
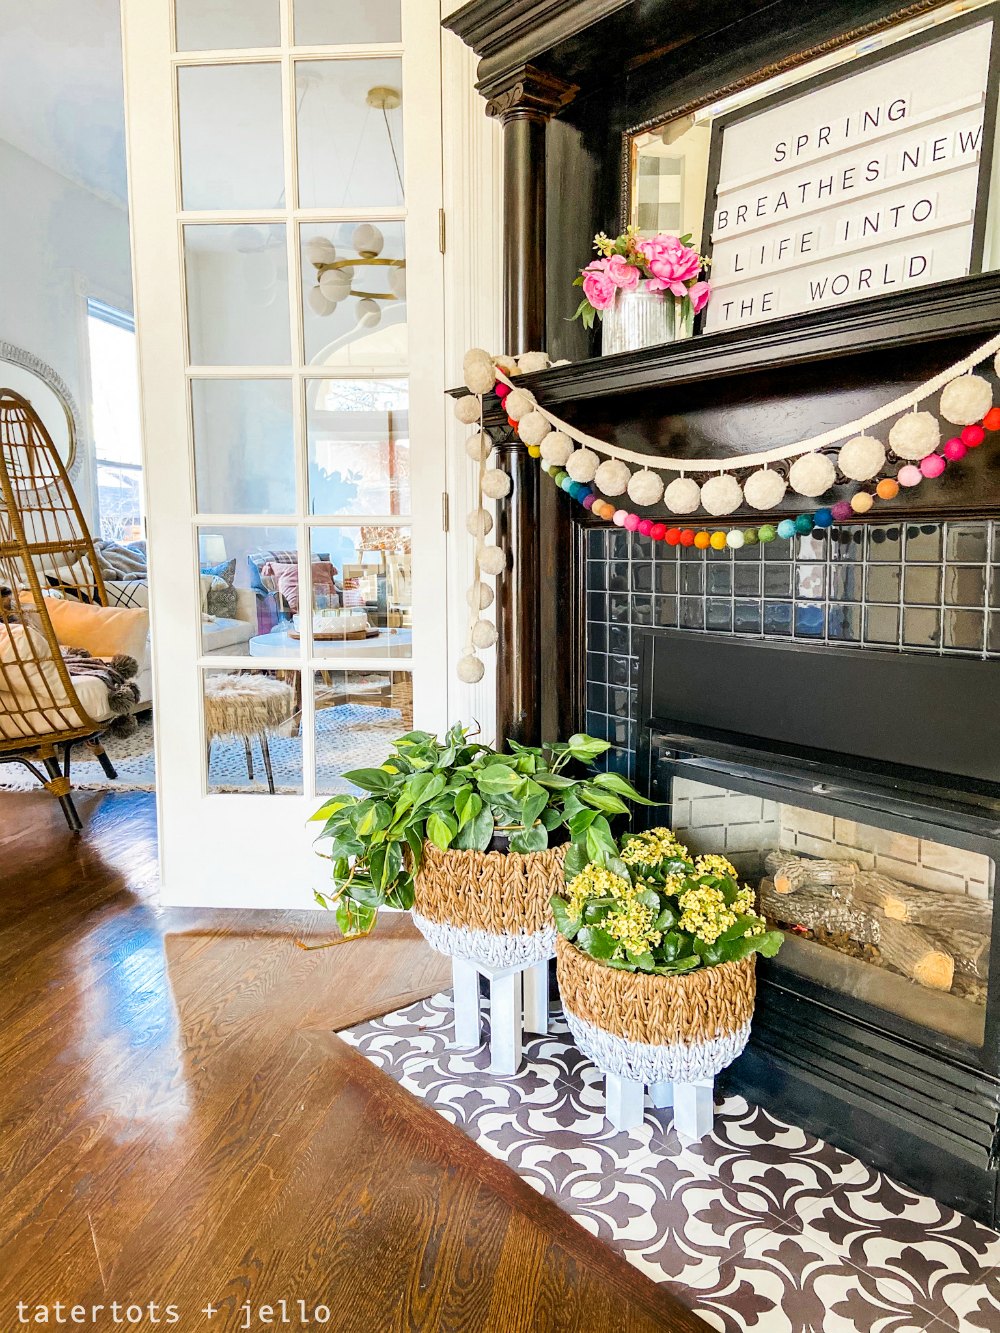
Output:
340,993,1000,1332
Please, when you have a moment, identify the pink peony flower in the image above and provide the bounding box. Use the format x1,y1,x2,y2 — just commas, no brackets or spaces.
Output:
581,259,616,311
688,280,711,314
639,235,702,297
605,254,640,290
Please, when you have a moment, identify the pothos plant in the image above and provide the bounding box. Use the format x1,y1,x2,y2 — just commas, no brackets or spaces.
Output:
551,826,784,975
311,723,652,939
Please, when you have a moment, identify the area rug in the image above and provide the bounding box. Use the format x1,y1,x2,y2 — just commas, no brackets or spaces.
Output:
0,703,402,795
341,991,1000,1332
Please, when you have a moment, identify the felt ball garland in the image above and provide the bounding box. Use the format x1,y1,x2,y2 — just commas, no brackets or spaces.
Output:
456,333,1000,679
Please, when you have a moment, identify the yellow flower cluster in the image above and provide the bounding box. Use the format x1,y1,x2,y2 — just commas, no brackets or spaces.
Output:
677,881,738,945
565,863,630,920
621,827,689,867
603,896,662,957
694,853,738,880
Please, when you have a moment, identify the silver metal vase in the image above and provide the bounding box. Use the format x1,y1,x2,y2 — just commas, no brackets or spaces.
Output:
601,282,693,356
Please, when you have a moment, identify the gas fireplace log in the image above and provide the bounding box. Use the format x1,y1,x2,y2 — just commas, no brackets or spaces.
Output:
758,877,878,943
876,918,955,992
931,927,990,982
853,871,992,933
764,851,859,896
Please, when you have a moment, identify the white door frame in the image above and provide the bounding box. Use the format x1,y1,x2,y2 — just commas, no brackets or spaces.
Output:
121,0,448,908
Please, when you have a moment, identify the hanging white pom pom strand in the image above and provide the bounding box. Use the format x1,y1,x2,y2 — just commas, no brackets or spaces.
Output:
481,469,512,500
940,374,992,426
701,474,743,516
467,582,494,610
540,431,573,466
471,619,498,649
627,469,665,507
463,348,496,395
465,431,492,462
663,476,701,514
837,434,885,481
889,411,940,460
454,394,482,425
457,653,485,684
789,452,836,498
743,468,787,510
517,351,549,374
517,411,550,446
466,508,493,538
478,546,507,576
566,448,599,483
594,458,631,496
504,388,536,421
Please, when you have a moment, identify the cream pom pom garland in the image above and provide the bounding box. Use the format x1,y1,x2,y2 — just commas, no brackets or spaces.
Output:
837,435,885,481
565,448,599,483
627,469,664,507
663,476,701,514
516,410,551,446
594,458,631,496
743,468,787,510
455,331,1000,678
788,452,837,498
889,411,940,461
540,431,573,466
462,348,496,396
700,474,743,516
465,431,492,462
940,374,992,426
481,468,512,500
504,388,536,421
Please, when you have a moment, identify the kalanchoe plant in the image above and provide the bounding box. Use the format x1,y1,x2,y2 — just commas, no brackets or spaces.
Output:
552,826,784,974
311,724,652,939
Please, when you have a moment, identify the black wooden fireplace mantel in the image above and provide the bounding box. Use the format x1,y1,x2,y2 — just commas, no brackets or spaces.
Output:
445,0,1000,743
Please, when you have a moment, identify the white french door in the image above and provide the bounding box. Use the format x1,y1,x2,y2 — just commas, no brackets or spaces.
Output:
121,0,448,906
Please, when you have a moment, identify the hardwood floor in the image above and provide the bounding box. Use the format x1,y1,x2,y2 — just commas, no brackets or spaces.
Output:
0,790,704,1332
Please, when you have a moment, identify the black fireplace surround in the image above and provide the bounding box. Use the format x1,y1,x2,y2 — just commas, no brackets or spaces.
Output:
636,630,1000,1225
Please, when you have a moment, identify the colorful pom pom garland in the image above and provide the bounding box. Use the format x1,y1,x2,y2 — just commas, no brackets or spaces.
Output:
452,336,1000,679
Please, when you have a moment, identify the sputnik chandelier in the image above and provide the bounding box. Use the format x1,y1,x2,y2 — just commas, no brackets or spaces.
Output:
304,86,406,331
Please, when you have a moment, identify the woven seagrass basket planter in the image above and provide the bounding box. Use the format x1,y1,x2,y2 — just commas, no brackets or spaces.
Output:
555,934,756,1084
411,840,567,968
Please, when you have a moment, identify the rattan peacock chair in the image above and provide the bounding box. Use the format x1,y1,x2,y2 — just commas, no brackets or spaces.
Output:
0,388,124,830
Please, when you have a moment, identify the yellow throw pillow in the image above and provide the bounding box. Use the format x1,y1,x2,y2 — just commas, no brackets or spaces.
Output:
44,596,149,663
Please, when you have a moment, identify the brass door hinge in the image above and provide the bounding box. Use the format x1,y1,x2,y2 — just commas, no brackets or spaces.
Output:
442,491,450,532
438,208,446,254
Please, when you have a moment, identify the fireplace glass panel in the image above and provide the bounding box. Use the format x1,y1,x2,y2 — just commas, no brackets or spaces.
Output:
670,776,994,1045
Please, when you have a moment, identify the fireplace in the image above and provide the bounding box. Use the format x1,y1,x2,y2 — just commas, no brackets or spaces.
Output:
636,628,1000,1225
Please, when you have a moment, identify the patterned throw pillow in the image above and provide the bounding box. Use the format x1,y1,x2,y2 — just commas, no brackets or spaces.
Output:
200,558,237,620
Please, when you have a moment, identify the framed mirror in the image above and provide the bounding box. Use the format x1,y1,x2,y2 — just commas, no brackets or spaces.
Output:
0,343,80,479
624,0,1000,331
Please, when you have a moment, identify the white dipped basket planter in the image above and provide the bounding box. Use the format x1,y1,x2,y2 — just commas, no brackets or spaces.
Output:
555,935,756,1084
411,840,565,969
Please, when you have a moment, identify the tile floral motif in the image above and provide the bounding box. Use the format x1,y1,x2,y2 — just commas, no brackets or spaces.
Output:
341,993,1000,1331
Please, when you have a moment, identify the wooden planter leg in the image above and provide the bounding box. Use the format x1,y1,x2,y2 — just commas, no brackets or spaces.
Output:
452,958,482,1048
522,960,548,1035
489,968,522,1076
650,1081,673,1109
605,1073,645,1131
673,1078,715,1141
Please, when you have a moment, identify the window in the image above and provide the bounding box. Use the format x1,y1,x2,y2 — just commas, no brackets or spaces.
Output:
87,299,144,542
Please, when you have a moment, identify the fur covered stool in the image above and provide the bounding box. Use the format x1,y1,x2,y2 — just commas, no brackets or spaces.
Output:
204,673,293,794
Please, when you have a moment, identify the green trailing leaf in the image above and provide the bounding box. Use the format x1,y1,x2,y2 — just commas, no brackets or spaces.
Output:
343,767,395,793
566,733,611,763
509,823,548,854
562,840,590,882
578,786,630,816
426,811,458,851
